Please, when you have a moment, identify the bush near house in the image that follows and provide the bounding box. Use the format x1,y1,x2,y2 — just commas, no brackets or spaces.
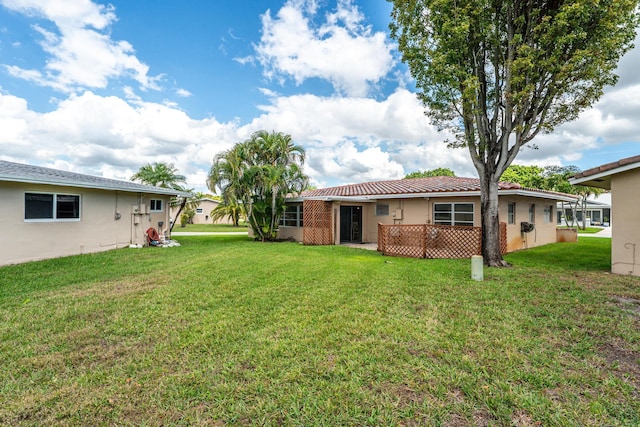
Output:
0,237,638,425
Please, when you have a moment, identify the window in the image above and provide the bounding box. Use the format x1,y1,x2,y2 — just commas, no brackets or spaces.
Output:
196,208,203,214
433,203,474,226
25,192,80,221
529,204,536,223
150,199,163,212
508,202,516,224
544,205,553,223
280,204,303,227
376,204,389,216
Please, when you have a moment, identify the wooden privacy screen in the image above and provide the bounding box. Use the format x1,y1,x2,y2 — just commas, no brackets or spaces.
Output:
378,222,507,259
303,200,333,245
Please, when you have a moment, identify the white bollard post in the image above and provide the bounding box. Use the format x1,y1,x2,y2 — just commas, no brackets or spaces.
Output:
471,255,484,281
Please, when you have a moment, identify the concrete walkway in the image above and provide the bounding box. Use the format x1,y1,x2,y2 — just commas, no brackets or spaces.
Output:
579,227,612,238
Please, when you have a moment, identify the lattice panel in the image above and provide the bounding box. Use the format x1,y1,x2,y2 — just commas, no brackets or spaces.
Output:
303,200,333,245
424,225,481,259
377,222,507,259
379,224,426,258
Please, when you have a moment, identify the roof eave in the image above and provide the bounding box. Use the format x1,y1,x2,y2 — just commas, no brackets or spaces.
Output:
0,176,190,197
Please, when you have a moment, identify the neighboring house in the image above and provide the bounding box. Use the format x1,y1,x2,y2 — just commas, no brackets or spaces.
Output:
279,176,577,254
169,198,234,225
0,160,190,266
557,193,612,227
570,155,640,277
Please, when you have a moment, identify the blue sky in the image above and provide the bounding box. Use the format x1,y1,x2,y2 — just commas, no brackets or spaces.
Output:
1,0,639,193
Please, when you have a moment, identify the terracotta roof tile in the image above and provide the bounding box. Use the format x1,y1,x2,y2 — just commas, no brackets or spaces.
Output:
301,176,522,198
572,154,640,179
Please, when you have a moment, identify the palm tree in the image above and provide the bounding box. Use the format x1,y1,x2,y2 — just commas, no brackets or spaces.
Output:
131,162,191,231
131,162,187,190
210,200,245,227
208,130,308,241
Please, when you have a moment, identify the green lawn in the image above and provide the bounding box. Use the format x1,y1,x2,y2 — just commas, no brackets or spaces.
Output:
1,237,639,425
557,226,604,234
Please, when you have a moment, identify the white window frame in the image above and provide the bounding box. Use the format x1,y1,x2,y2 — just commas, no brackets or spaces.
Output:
544,205,553,223
529,204,536,223
376,204,390,216
433,202,475,227
150,199,164,213
196,208,204,214
24,192,81,222
280,204,303,227
508,202,516,224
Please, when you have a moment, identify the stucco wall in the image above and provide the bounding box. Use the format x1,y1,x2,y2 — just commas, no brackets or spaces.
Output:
281,195,560,252
499,195,558,252
611,169,640,276
0,182,172,266
170,199,235,225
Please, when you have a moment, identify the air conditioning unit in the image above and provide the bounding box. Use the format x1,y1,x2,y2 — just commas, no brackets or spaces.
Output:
521,222,535,233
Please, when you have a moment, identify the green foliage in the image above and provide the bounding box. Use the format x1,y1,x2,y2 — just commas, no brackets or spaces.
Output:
389,0,639,265
130,162,187,191
210,200,245,227
208,130,309,241
404,167,456,179
180,206,196,227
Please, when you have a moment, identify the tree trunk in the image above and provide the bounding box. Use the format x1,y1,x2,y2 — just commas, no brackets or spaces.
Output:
480,177,510,267
170,198,187,232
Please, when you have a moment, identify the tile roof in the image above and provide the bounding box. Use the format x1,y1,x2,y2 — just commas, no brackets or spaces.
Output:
0,160,190,196
299,176,576,201
571,154,640,180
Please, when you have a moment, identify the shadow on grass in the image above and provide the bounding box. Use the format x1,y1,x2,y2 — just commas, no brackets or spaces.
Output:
505,238,611,272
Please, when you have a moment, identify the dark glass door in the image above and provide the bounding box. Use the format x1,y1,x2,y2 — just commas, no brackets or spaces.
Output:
340,206,362,243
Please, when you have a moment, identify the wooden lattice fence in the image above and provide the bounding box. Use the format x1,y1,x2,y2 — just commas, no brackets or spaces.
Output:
378,222,507,259
303,200,333,245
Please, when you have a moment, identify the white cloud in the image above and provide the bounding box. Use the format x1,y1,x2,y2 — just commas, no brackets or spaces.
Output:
0,0,162,92
176,88,192,98
0,91,241,191
253,0,394,97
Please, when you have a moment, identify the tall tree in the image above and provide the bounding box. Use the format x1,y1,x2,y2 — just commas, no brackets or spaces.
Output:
208,130,308,241
389,0,638,266
131,162,190,231
131,162,187,190
404,167,456,179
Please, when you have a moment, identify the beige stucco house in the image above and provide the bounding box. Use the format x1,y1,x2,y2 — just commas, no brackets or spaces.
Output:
570,155,640,276
169,198,234,225
279,176,577,256
0,160,190,266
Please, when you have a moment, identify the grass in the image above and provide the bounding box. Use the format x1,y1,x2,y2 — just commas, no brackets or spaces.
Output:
172,222,248,232
1,237,639,425
557,226,604,234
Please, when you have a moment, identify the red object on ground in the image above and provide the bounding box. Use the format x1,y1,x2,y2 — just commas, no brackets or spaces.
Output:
146,227,160,245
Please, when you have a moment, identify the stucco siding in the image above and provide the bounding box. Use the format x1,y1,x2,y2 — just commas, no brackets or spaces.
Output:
611,169,640,276
500,196,557,252
0,182,171,266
